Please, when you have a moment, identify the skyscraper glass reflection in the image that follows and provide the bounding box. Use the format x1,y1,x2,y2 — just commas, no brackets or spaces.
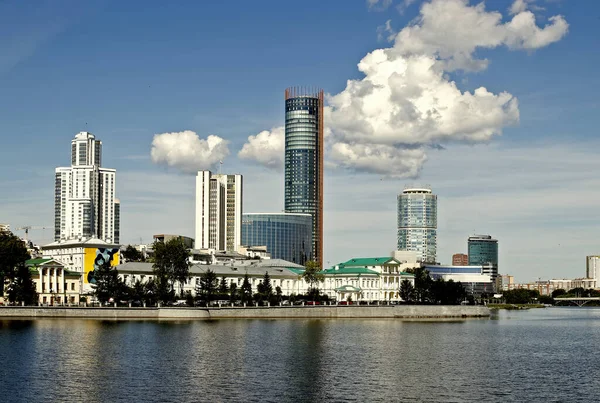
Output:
284,87,323,268
397,187,437,263
241,213,313,265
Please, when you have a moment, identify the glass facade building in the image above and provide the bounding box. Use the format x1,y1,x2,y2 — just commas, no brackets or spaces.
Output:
468,235,498,266
397,187,437,263
284,87,324,268
241,213,313,265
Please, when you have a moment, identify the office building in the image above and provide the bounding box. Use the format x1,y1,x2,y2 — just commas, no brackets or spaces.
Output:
468,235,498,288
397,187,437,263
452,253,469,266
241,213,312,264
195,170,242,251
153,234,195,249
284,87,324,268
54,132,119,243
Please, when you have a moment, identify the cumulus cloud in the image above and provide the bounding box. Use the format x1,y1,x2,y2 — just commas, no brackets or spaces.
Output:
240,0,568,178
150,130,229,174
238,127,285,170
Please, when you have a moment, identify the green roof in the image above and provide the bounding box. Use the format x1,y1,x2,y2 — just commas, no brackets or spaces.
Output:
341,257,399,267
321,267,379,276
26,258,53,266
287,268,305,275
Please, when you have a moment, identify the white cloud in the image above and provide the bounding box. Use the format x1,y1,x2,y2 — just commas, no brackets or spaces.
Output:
396,0,417,15
377,20,396,42
510,0,528,15
367,0,393,11
240,0,568,178
150,130,230,174
238,127,285,170
329,142,426,178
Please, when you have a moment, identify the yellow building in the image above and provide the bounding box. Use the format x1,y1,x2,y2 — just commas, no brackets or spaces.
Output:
27,258,82,305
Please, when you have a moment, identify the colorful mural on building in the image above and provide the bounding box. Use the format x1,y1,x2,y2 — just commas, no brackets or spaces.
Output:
84,247,120,284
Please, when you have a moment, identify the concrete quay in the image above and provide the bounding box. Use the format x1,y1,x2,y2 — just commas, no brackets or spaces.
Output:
0,305,490,320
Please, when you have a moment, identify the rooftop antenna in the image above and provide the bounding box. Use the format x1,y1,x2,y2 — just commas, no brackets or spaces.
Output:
218,160,223,175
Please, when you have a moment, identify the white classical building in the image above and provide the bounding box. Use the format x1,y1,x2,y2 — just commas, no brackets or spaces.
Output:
195,170,242,252
41,238,120,293
54,132,120,243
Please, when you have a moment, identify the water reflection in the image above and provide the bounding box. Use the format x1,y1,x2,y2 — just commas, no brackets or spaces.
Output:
0,309,599,402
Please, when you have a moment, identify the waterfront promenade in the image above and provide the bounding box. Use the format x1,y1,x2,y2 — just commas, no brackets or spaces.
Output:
0,305,489,319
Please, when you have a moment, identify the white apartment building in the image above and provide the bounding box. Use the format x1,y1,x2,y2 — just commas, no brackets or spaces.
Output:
195,170,242,252
54,132,120,243
586,256,600,282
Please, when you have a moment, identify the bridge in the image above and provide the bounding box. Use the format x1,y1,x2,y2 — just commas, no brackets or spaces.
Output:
554,297,600,307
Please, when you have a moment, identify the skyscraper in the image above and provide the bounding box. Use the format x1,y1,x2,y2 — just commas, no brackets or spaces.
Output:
195,170,242,251
54,132,119,243
284,87,324,268
397,186,437,263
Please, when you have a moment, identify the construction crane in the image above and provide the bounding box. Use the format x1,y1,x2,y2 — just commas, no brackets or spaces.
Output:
15,226,54,243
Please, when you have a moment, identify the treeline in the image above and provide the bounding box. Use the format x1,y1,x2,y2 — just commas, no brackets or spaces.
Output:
0,232,37,305
400,267,468,305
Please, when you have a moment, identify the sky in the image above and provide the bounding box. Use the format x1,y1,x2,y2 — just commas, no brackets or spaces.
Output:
1,0,599,282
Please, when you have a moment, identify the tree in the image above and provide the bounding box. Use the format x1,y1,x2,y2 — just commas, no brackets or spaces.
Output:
152,239,191,301
408,267,433,304
400,279,414,303
6,264,37,305
196,269,218,303
262,272,273,297
92,261,125,305
122,245,144,262
229,282,238,303
275,286,282,303
504,289,539,304
241,273,253,304
0,232,31,297
302,260,324,301
219,276,228,295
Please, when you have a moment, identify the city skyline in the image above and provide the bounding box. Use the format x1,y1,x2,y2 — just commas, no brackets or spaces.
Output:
1,0,598,282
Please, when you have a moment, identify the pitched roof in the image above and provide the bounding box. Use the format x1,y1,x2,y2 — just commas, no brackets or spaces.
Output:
26,258,64,267
341,257,399,267
321,267,379,276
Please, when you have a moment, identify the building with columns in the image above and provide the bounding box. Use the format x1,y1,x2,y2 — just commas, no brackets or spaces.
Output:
26,258,82,305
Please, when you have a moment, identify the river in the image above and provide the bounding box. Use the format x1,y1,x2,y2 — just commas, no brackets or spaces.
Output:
0,307,598,402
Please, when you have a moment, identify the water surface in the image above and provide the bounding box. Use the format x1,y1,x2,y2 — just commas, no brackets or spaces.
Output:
1,308,598,402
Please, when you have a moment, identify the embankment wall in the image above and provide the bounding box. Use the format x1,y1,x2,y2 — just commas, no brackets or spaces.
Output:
0,305,489,320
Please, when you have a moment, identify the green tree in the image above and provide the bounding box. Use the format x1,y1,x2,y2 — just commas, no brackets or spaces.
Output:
262,272,273,297
0,232,31,297
275,286,282,303
302,260,324,301
196,269,218,303
122,245,144,262
504,289,539,304
241,273,253,304
92,261,125,305
152,238,191,301
409,267,433,304
218,276,229,296
6,264,38,305
229,282,238,303
400,279,414,303
551,289,566,298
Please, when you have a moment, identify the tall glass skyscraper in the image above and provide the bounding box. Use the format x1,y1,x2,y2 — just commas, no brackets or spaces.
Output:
397,187,437,263
241,213,312,265
468,235,498,288
284,87,324,268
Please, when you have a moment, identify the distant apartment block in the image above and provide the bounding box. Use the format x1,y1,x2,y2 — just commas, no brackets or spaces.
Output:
0,223,10,233
54,132,120,243
586,256,600,282
195,170,242,251
153,234,195,249
452,253,468,266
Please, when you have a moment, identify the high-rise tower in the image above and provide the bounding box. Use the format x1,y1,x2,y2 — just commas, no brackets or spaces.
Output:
195,170,242,251
54,132,119,243
397,186,437,263
284,87,324,268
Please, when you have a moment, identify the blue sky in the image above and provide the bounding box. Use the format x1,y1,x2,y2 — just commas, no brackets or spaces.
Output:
1,0,599,282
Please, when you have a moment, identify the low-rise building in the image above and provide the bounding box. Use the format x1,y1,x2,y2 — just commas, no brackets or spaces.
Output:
452,253,469,266
424,264,495,296
41,238,120,293
26,258,82,305
153,234,194,249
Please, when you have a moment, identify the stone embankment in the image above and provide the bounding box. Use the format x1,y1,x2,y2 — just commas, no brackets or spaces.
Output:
0,305,489,320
